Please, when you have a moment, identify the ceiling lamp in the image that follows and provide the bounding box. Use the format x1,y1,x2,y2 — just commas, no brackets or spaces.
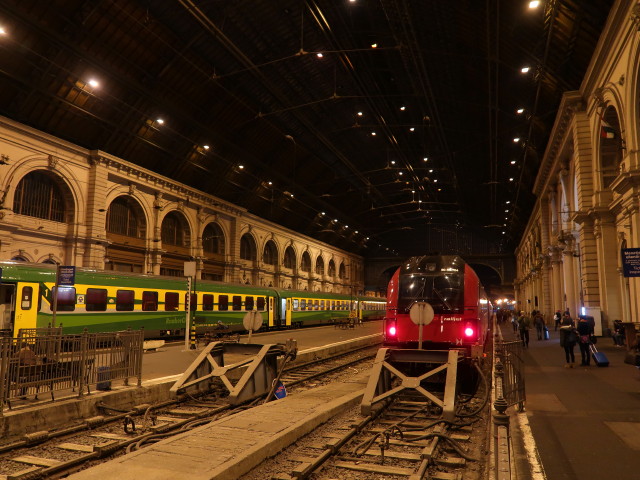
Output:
516,108,524,114
520,66,530,73
0,27,6,35
156,118,164,125
316,53,323,58
88,79,99,88
528,1,540,8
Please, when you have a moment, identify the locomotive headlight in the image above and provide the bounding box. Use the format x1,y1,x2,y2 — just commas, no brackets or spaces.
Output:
388,326,397,336
464,326,475,337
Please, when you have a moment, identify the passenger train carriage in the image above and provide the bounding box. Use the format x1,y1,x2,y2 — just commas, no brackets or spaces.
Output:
0,262,385,338
383,255,492,359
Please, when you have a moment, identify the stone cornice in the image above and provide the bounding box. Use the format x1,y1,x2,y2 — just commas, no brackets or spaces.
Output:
533,91,584,197
91,151,246,217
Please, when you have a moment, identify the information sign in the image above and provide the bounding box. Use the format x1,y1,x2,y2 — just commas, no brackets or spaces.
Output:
621,248,640,277
58,266,76,286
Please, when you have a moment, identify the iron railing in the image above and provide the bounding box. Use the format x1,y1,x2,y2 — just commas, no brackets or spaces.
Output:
0,328,143,414
495,340,525,410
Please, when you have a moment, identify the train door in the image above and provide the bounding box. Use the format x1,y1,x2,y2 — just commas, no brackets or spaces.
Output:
267,296,274,327
0,283,15,333
283,298,292,327
13,282,39,333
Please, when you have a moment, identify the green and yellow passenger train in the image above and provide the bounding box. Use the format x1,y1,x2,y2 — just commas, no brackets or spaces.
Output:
0,262,386,338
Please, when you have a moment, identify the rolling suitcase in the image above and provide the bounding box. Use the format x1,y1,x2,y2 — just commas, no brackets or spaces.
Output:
590,344,609,367
544,326,549,340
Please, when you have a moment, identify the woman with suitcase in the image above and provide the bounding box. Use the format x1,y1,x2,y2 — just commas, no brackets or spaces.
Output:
559,312,577,368
577,316,592,366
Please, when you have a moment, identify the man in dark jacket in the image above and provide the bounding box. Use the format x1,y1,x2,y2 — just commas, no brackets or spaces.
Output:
518,311,531,348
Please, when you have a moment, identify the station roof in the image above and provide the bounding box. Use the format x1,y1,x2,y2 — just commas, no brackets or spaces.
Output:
0,1,614,257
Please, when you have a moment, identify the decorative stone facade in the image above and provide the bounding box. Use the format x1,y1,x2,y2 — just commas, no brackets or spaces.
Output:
0,117,365,295
515,2,640,330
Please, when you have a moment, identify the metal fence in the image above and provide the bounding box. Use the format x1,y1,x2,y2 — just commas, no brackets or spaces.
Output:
0,328,144,414
495,340,525,409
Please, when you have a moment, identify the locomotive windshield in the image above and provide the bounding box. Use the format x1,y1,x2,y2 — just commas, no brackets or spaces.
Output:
397,273,464,314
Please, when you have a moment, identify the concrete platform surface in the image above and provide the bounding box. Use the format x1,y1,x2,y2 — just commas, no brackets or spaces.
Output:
68,372,369,480
504,325,640,480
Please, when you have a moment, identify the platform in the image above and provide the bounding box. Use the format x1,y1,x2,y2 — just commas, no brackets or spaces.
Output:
505,325,640,479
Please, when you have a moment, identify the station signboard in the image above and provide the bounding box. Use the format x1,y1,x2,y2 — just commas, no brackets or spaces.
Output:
621,248,640,277
57,266,76,285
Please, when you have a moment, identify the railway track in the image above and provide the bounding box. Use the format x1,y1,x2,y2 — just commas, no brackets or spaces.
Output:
269,394,488,480
0,345,380,479
242,357,492,480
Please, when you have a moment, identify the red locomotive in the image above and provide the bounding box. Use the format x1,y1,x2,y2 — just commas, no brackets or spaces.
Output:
384,255,492,359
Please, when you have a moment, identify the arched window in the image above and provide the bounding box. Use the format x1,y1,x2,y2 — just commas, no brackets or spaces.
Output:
13,171,67,222
339,262,346,279
283,246,296,269
599,106,623,188
263,240,277,265
202,223,225,254
315,256,324,275
106,196,145,238
240,233,257,260
301,251,311,272
161,211,190,247
11,256,27,262
328,259,336,277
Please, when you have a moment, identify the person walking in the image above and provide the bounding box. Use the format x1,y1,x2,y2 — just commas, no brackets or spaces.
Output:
533,310,545,340
518,311,531,348
553,310,562,331
577,316,592,366
559,312,577,368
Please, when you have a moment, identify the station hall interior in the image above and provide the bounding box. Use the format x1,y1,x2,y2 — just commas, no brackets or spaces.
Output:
2,0,640,333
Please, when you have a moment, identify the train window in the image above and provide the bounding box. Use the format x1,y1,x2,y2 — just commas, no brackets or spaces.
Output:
116,290,135,311
53,286,76,311
232,295,242,311
165,292,179,311
203,294,214,311
183,293,197,311
320,300,325,310
331,301,335,310
257,297,265,310
218,295,229,311
86,288,108,311
314,300,319,310
21,286,33,310
293,299,299,311
142,291,158,311
245,296,254,310
300,299,306,311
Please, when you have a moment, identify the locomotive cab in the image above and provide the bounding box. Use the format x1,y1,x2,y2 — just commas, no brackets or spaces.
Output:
384,255,489,359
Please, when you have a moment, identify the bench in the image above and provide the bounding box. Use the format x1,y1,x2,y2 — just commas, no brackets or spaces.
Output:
333,318,355,329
